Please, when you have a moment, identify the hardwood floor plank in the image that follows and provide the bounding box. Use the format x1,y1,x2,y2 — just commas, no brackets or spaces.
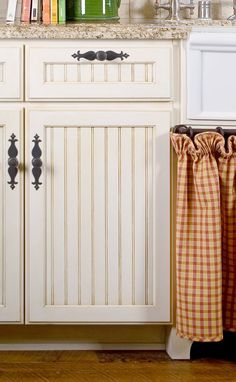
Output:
0,351,235,382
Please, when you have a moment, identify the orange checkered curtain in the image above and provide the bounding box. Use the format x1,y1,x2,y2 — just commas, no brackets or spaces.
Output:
171,131,236,342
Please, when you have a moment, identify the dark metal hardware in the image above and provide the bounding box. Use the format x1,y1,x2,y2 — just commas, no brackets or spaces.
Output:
72,50,129,62
32,134,42,190
7,133,18,190
173,125,236,140
32,158,42,168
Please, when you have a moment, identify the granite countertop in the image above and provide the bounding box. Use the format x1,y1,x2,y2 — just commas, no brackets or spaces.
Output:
0,19,235,40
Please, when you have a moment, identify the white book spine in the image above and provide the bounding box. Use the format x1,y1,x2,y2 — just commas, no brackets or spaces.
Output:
31,0,39,21
6,0,18,22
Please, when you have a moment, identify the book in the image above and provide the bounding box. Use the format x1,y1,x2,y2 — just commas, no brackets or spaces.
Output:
42,0,50,24
16,0,23,22
21,0,32,22
6,0,18,22
38,0,43,22
31,0,39,21
58,0,65,24
0,0,8,22
51,0,58,24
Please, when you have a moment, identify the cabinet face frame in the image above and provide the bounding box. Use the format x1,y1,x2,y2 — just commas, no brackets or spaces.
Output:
25,105,171,324
0,109,23,324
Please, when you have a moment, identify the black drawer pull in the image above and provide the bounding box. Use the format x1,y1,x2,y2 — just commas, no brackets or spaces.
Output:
72,50,129,62
32,134,42,190
8,133,19,190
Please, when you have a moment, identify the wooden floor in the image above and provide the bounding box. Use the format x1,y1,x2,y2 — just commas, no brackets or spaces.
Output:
0,351,235,382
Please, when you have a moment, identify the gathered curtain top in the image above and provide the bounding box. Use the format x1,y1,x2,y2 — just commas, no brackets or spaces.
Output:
171,132,236,159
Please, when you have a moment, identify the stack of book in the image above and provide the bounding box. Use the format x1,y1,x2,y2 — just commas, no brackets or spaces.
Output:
4,0,66,24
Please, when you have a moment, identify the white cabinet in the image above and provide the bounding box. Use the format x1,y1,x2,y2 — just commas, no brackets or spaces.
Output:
0,38,174,325
0,109,23,323
25,106,170,323
187,31,236,120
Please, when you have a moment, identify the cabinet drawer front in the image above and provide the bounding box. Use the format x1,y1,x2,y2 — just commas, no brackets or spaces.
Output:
26,41,172,101
0,46,22,100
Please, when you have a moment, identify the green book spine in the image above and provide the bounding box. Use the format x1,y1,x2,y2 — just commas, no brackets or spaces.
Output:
58,0,65,23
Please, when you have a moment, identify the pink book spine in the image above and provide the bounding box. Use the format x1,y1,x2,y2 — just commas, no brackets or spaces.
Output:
21,0,31,22
42,0,50,24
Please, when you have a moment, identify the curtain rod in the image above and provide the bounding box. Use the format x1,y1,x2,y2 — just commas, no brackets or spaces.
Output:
173,125,236,139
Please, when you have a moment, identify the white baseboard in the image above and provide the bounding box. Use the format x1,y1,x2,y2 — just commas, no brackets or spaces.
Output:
0,343,166,351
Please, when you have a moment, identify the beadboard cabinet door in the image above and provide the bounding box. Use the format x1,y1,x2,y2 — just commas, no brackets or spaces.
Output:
26,106,170,324
0,110,23,323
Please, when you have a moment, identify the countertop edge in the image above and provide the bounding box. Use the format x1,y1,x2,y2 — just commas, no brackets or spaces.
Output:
0,23,191,40
0,20,234,40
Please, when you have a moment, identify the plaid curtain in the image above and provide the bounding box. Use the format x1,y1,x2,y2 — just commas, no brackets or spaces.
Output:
171,132,236,342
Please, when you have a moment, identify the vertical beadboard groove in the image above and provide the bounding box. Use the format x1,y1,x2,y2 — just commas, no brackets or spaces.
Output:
64,128,68,305
50,64,54,82
91,127,95,305
151,64,154,83
105,128,109,305
118,65,121,83
64,64,67,82
150,64,154,83
91,65,94,83
145,128,149,305
118,127,122,305
43,64,47,83
77,65,81,83
50,128,55,305
77,127,81,306
1,63,4,83
104,65,108,83
145,64,148,83
131,64,135,83
131,127,136,305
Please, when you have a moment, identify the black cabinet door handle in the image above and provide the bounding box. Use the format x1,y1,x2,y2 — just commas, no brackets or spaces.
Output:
8,133,19,190
32,134,42,190
72,50,129,62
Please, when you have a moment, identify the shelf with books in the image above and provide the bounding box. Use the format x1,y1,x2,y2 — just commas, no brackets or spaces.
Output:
2,0,66,24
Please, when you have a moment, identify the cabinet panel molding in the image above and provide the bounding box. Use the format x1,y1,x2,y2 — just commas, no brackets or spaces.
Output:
0,45,23,101
26,107,170,324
